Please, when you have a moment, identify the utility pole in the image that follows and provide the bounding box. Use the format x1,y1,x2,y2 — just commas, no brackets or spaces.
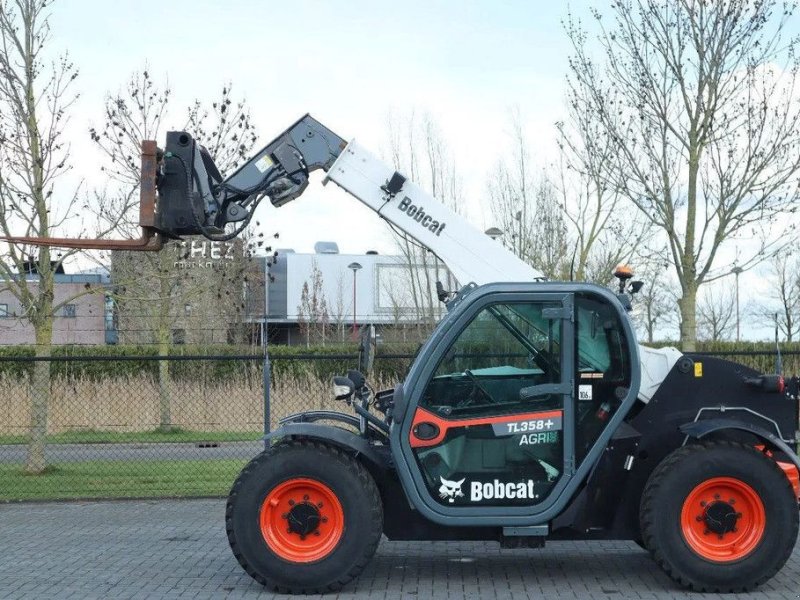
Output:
732,265,743,342
348,262,362,340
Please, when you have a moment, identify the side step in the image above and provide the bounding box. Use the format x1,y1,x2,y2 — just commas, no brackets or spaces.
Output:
501,525,547,549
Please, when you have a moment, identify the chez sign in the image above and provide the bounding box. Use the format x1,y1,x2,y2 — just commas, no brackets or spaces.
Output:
173,240,238,269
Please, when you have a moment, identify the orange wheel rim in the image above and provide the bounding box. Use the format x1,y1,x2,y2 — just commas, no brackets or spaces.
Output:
260,478,344,563
680,477,766,563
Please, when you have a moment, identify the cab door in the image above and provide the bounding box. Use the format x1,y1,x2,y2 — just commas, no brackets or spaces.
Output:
396,292,576,517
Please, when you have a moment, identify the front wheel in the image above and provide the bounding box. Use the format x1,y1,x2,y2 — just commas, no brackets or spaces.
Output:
641,441,799,592
226,440,383,593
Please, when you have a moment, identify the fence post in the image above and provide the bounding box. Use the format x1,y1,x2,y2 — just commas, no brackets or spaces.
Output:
263,321,271,448
358,324,376,376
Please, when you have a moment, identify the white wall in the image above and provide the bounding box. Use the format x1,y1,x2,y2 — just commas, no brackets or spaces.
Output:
283,252,446,324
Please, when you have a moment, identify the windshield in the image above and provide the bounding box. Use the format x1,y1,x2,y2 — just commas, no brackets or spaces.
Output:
429,301,560,381
429,297,618,380
492,302,615,373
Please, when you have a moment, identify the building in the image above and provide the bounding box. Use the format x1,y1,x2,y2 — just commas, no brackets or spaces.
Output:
0,272,113,346
0,241,454,348
111,239,265,346
261,242,456,345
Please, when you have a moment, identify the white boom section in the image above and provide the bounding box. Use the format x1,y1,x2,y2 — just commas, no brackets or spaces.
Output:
323,141,542,286
323,140,680,402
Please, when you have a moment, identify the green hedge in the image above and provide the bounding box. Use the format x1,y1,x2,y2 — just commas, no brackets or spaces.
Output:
0,344,259,382
642,340,800,352
2,339,791,385
642,341,799,375
0,343,417,384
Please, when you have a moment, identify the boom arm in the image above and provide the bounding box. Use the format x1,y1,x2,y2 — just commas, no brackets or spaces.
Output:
156,114,348,239
0,115,346,251
322,141,541,285
0,113,542,285
157,114,542,285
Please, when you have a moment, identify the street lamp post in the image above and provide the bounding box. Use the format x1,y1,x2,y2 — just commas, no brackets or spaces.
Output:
731,265,743,342
263,258,272,444
348,262,362,340
484,227,503,241
485,228,504,259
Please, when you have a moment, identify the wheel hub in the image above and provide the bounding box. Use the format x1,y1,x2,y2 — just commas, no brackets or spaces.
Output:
285,500,321,538
702,500,740,536
680,476,766,563
260,478,344,563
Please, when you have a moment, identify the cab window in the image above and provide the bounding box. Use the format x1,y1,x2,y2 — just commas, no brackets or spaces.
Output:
421,301,562,419
413,299,566,507
574,293,632,461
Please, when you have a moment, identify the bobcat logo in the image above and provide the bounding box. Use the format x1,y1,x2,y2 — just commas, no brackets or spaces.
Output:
438,476,465,503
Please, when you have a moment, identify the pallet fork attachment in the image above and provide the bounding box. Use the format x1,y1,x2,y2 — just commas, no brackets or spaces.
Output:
0,141,164,251
1,114,348,251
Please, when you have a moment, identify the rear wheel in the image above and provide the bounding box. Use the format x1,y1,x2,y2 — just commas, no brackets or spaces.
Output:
226,440,383,593
641,441,798,592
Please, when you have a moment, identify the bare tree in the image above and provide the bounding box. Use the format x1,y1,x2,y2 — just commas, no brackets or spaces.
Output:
381,278,408,340
185,87,258,175
330,272,349,343
92,71,257,231
0,0,123,472
755,253,800,342
697,284,737,342
385,110,457,332
92,70,259,430
488,110,570,280
296,259,330,347
630,262,678,342
565,1,800,350
488,107,643,284
556,96,650,282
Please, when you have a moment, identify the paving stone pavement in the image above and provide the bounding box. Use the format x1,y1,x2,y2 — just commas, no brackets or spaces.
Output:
0,499,799,600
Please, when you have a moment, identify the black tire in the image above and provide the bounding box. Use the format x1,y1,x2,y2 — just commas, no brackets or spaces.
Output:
640,441,799,592
226,440,383,594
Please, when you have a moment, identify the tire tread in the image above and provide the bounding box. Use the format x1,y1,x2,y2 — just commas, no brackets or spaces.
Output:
640,440,798,593
225,439,383,594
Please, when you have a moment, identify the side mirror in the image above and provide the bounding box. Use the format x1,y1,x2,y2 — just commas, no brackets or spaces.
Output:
629,280,644,294
332,376,355,401
347,369,366,389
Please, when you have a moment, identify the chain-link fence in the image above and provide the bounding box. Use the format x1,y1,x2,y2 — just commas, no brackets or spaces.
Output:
0,351,415,502
0,347,795,502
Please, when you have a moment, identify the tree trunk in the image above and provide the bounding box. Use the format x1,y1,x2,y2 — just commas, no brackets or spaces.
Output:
157,269,172,432
679,283,698,352
575,243,590,282
157,329,172,432
27,318,53,474
680,141,700,352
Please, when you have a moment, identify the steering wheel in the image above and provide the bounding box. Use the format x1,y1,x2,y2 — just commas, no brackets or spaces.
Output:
457,369,493,407
527,348,561,380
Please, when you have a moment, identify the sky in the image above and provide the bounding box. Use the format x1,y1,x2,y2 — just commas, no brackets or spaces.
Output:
17,0,799,341
48,0,582,250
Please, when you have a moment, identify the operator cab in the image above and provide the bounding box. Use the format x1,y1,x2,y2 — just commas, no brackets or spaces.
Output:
392,283,638,519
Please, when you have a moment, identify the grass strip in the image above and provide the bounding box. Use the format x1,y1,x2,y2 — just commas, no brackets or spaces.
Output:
0,458,248,501
0,428,263,446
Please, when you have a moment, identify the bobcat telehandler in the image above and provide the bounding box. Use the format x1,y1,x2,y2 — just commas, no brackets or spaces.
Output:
5,115,800,593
